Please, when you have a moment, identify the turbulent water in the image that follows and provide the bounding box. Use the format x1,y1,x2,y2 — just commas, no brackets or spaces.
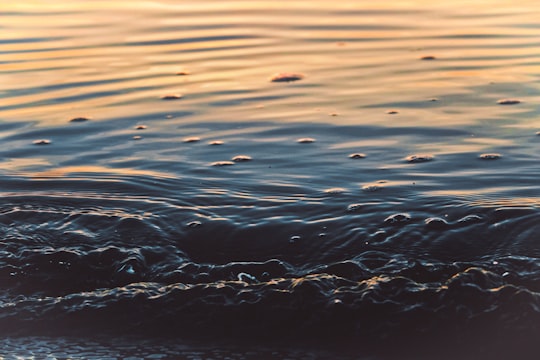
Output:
1,0,540,358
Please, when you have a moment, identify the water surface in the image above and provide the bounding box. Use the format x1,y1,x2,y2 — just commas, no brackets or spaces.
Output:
1,1,540,358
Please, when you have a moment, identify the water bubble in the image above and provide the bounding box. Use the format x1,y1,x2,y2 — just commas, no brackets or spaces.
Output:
232,155,252,162
347,203,363,212
132,135,142,140
270,72,304,82
457,214,482,224
425,217,450,229
362,184,381,192
479,153,501,160
384,213,411,224
297,137,315,143
349,153,366,159
405,154,434,163
211,161,235,166
69,116,91,123
420,55,436,60
209,140,224,145
497,99,521,105
183,137,200,143
386,110,399,114
324,187,346,194
289,235,301,243
33,139,51,145
161,94,183,100
186,220,202,228
135,125,147,130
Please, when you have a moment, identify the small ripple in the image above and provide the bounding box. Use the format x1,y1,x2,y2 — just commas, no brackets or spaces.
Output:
69,116,91,123
424,217,450,229
161,94,183,100
420,55,436,60
210,161,235,166
231,155,252,162
384,213,411,224
183,137,201,143
135,125,147,130
32,139,51,145
323,187,346,194
297,137,315,143
349,153,366,159
209,140,224,145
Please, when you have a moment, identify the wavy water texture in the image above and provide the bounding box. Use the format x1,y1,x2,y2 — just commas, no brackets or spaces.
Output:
1,0,540,359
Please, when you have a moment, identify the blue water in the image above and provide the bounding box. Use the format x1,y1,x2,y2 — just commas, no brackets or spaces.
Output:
1,1,540,358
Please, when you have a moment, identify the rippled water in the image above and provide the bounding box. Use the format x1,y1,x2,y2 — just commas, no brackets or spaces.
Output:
1,1,540,359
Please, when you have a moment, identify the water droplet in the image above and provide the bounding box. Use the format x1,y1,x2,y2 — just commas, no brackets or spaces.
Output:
420,55,436,60
386,110,399,114
384,213,411,224
497,99,521,105
33,139,51,145
183,137,200,143
232,155,252,162
211,161,235,166
297,137,315,143
132,135,142,140
135,125,147,130
405,154,434,163
270,72,304,82
161,94,183,100
479,153,501,160
69,116,91,123
209,140,224,145
349,153,366,159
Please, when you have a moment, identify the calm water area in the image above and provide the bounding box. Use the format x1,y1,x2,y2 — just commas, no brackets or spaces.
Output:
1,0,540,359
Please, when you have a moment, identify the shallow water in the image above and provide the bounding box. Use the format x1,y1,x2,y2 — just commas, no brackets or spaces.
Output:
1,0,540,359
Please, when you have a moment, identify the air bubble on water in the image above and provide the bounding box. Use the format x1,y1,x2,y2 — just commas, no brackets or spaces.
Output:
497,99,521,105
209,140,224,145
232,155,252,162
183,137,200,143
186,220,202,228
479,153,501,160
161,94,183,100
135,125,147,130
386,110,399,114
349,153,366,159
384,213,411,224
270,72,304,82
424,217,449,229
347,203,363,212
324,187,346,194
176,71,190,76
421,55,436,60
405,154,434,163
33,139,51,145
69,116,91,123
132,136,142,140
297,137,315,143
290,235,301,243
211,161,235,166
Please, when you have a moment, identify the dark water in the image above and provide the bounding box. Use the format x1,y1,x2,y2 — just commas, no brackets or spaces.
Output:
1,1,540,359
